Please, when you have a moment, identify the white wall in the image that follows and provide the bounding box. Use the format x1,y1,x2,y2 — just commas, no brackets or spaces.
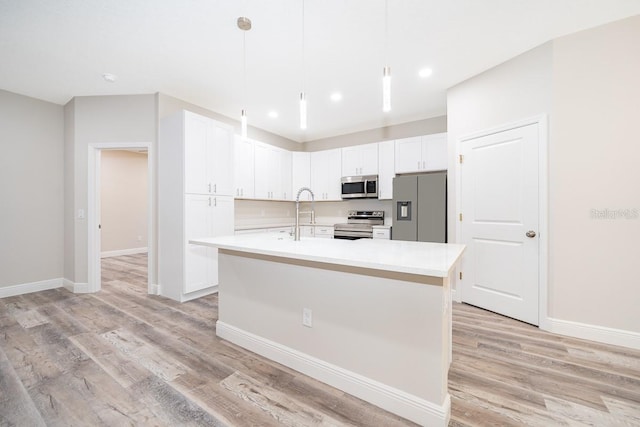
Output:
100,150,148,254
64,94,156,285
0,89,64,288
549,15,640,333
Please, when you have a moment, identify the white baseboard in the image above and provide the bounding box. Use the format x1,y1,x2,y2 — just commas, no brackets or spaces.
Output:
149,283,160,295
101,247,148,258
544,317,640,351
0,278,63,298
451,288,461,303
62,279,91,293
217,321,450,426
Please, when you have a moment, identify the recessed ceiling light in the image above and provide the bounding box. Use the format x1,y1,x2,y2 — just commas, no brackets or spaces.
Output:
102,73,117,83
330,92,342,102
418,68,433,78
268,111,279,119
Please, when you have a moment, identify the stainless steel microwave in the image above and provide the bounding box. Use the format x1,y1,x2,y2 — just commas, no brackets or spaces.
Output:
341,175,378,199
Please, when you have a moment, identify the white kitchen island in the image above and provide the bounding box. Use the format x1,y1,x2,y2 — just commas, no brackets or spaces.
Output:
190,235,465,426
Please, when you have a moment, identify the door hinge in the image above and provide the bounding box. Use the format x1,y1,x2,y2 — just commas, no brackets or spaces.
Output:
459,154,464,164
459,271,463,280
459,213,463,221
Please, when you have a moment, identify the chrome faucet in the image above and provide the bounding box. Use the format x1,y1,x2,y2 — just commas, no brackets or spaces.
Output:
295,187,315,241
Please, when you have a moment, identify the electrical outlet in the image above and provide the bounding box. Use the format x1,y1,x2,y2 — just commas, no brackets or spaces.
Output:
302,308,312,328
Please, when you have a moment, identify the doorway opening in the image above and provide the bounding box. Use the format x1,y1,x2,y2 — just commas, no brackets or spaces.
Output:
88,142,154,294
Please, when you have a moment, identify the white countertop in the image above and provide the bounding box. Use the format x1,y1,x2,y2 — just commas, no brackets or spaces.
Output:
190,235,465,278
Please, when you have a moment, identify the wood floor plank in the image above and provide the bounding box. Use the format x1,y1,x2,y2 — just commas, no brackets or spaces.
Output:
129,375,227,427
0,345,47,427
69,332,152,388
220,370,355,427
188,380,287,427
101,328,189,382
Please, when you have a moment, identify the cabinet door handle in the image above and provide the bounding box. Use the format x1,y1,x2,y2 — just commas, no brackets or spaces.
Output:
208,197,211,206
214,183,217,193
208,183,212,193
241,188,244,196
214,197,217,207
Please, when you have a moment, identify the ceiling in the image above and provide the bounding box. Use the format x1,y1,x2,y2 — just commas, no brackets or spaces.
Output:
1,1,639,143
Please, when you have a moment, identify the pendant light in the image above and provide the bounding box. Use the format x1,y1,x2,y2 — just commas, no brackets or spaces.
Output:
382,0,391,112
300,0,307,130
237,16,252,139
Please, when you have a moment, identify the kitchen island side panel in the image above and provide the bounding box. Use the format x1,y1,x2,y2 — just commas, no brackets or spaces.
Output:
216,251,451,425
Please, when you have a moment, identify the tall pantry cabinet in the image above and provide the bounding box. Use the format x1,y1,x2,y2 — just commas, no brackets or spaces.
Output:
159,110,234,302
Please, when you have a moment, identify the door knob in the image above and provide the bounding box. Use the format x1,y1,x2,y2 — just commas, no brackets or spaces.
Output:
526,230,537,238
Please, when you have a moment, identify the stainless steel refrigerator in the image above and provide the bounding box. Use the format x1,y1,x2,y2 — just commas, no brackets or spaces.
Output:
392,172,447,243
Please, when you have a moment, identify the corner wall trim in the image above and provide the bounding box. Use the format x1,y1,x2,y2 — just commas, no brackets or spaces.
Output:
217,321,450,426
545,317,640,350
101,247,148,258
0,278,63,298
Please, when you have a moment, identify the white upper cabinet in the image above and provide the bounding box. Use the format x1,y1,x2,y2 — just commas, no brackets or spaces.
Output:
378,140,395,200
394,136,423,173
211,124,235,196
254,142,275,200
311,148,342,201
292,152,311,201
254,141,291,201
422,133,448,171
341,143,378,176
183,111,234,195
395,133,447,174
233,136,254,198
280,150,292,200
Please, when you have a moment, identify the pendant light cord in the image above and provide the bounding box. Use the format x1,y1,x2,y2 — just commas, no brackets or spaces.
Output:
243,30,247,108
301,0,305,90
384,0,388,63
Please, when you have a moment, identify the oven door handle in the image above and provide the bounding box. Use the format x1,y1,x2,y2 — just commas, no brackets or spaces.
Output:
333,231,373,239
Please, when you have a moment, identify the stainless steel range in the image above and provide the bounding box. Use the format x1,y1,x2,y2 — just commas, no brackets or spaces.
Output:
334,210,385,240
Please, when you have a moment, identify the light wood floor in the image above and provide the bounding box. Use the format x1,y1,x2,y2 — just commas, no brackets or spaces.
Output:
0,254,638,426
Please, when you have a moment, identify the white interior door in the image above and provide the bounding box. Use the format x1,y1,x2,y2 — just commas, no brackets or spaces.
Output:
460,123,540,325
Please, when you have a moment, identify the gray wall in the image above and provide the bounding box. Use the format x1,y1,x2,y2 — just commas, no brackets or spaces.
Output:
549,15,640,333
0,89,64,287
447,15,640,335
65,94,157,285
100,150,148,253
158,93,299,152
303,116,447,152
447,42,554,248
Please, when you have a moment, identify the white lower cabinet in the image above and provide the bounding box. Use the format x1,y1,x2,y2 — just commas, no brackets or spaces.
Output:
184,195,234,294
182,195,234,294
372,226,391,240
314,225,334,238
